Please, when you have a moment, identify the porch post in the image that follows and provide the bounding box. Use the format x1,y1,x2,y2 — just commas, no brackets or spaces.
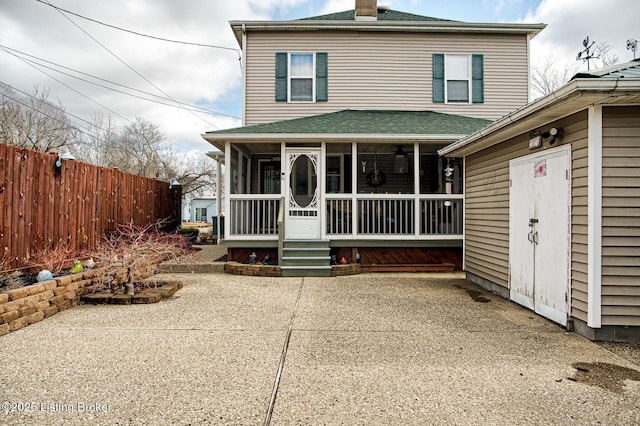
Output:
352,142,358,238
414,142,421,237
321,141,327,240
216,156,222,242
225,140,231,239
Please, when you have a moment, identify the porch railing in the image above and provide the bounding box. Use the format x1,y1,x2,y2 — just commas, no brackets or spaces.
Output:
229,195,281,236
227,194,463,239
326,194,463,238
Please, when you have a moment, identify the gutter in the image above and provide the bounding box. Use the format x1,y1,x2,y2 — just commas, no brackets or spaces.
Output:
230,20,546,45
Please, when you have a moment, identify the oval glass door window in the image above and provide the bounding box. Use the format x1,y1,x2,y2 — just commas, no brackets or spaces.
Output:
290,155,316,208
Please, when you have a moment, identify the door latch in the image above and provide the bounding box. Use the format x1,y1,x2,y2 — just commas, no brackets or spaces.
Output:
528,218,539,244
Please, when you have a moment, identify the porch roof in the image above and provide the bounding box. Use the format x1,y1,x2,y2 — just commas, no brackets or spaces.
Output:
202,109,491,149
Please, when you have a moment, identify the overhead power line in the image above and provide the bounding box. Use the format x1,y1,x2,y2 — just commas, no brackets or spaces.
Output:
0,91,111,146
0,44,240,120
34,0,241,57
0,46,132,122
40,0,219,129
3,82,105,131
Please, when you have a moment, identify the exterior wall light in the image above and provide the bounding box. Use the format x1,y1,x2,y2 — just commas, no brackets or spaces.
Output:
55,146,76,168
529,130,542,149
542,127,564,145
169,178,181,189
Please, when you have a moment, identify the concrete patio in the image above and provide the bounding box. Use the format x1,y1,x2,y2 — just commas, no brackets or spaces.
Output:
1,269,639,425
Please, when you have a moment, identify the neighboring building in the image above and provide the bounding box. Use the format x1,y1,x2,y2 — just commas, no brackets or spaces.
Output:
182,197,225,223
202,0,544,276
439,59,640,342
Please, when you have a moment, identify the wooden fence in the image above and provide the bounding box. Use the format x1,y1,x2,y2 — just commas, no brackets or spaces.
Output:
0,144,182,271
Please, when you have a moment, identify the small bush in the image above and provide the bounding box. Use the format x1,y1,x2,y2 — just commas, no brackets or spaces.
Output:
86,219,191,294
28,242,81,275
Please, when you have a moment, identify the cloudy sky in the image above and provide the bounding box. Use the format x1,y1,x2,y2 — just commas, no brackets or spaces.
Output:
1,0,638,154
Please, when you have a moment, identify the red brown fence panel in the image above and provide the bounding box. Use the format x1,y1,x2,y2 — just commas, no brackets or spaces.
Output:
0,144,181,271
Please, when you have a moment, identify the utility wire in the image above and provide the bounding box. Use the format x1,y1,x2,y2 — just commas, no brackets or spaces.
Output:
0,46,131,122
34,0,241,57
41,0,219,129
3,82,105,131
0,44,240,119
0,91,111,146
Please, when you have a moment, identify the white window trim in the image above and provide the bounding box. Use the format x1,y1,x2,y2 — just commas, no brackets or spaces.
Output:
288,52,316,103
444,54,472,105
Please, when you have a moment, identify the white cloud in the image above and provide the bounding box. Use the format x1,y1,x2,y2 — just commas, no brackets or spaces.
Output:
525,0,639,72
0,0,266,153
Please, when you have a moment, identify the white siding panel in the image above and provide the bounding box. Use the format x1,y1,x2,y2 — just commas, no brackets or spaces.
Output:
245,31,529,125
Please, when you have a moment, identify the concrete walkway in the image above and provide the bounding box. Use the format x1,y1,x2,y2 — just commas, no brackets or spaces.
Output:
1,272,639,425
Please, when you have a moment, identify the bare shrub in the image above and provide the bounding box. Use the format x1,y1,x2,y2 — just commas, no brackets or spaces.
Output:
86,219,191,294
28,241,79,274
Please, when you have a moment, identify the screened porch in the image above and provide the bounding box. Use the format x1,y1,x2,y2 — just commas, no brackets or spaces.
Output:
224,141,463,241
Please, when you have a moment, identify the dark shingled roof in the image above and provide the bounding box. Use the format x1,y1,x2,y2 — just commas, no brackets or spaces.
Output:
205,110,491,136
301,9,453,22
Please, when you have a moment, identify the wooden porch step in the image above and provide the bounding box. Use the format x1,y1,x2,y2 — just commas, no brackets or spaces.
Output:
361,263,456,273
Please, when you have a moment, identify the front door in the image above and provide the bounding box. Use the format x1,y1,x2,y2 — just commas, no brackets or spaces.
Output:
509,145,571,326
285,149,321,239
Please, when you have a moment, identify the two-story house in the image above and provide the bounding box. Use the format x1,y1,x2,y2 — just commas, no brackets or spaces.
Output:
202,0,545,276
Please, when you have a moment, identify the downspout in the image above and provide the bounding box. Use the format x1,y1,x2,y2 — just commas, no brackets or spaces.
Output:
242,24,247,127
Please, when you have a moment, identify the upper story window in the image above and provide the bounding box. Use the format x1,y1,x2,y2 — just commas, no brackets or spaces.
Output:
276,52,328,103
445,55,470,103
290,53,314,101
433,53,484,104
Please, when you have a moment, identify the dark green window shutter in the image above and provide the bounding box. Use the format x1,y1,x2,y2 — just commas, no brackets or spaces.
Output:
472,54,484,103
275,52,288,102
432,53,445,103
316,52,328,102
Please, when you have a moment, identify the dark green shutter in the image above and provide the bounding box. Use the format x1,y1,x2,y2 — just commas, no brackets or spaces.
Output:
316,52,328,102
432,53,445,103
275,52,288,102
472,54,484,103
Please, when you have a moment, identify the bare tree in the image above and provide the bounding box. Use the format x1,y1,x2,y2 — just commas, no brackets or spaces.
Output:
0,83,79,151
530,57,579,100
101,117,170,178
595,42,619,68
75,113,119,166
171,154,219,198
1,83,221,198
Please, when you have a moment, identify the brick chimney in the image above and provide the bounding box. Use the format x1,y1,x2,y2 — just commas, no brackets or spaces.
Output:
355,0,377,21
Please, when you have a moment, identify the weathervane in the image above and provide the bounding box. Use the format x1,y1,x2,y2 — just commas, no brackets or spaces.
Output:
576,36,599,70
627,39,638,59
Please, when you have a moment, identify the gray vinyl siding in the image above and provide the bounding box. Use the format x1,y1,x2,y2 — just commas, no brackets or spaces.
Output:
464,112,589,323
244,31,529,125
601,106,640,326
568,115,589,323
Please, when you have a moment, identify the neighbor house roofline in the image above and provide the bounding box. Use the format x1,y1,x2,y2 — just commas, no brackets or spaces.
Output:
229,19,545,47
438,78,640,157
